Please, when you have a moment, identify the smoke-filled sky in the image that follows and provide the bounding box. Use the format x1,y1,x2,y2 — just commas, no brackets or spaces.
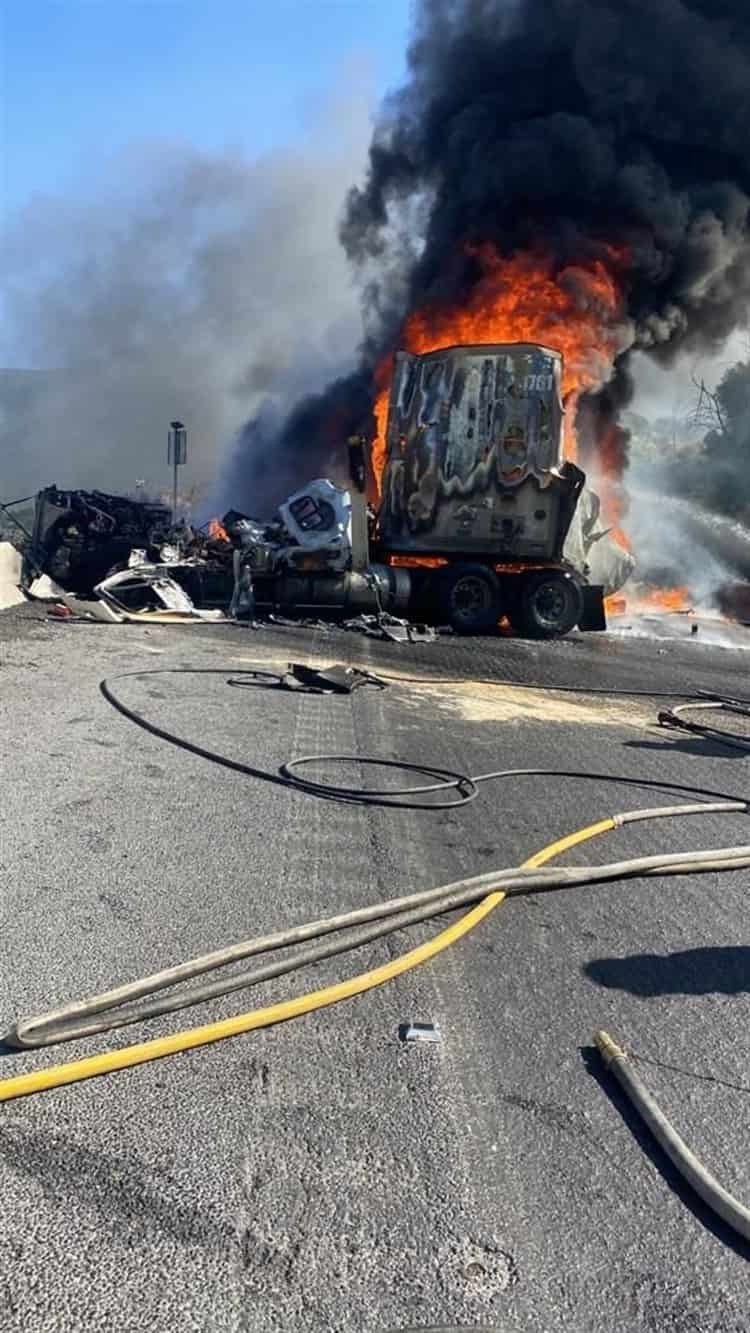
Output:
1,103,371,503
0,1,409,503
344,0,750,469
2,0,747,510
232,0,750,509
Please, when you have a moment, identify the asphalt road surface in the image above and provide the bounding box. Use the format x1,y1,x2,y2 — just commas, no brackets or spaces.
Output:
1,604,749,1332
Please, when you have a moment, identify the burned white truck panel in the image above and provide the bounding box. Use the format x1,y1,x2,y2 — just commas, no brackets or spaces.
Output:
378,343,583,560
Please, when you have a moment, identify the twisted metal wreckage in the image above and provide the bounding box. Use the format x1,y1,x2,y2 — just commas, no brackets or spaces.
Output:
19,476,410,632
20,344,637,636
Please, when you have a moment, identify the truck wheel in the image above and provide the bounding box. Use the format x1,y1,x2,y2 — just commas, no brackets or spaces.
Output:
436,563,501,635
514,570,584,639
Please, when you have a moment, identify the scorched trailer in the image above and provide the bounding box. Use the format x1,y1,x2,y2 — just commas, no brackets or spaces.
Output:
236,342,604,637
368,341,602,636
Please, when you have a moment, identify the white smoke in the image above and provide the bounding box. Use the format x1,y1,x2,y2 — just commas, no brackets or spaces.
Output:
624,338,750,603
629,332,749,422
0,87,372,511
625,475,750,596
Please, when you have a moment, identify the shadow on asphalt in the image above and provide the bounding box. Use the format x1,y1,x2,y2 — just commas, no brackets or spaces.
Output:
584,946,750,997
621,736,749,759
581,1045,750,1262
0,1123,235,1249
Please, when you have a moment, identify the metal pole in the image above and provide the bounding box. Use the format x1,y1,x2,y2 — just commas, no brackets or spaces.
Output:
168,421,186,524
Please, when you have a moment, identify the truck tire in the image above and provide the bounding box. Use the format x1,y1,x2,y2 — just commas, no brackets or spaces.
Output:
435,563,501,635
513,570,584,639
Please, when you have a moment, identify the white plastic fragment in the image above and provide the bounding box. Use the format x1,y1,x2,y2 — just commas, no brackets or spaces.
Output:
400,1022,442,1044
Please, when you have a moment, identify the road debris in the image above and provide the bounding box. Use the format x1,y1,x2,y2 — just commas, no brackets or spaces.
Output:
343,612,438,644
57,591,125,622
399,1022,442,1044
0,541,26,610
658,694,750,751
227,663,388,695
11,478,424,635
94,568,225,622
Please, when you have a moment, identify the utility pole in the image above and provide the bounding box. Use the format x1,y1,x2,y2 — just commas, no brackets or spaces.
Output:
167,421,187,520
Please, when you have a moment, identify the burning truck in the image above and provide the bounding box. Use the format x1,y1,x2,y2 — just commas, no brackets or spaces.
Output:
221,342,612,635
371,341,607,635
25,342,626,635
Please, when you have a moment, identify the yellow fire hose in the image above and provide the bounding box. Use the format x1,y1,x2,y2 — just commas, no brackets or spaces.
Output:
0,819,613,1103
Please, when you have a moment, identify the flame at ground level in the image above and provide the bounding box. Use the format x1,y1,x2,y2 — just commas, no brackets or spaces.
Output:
371,246,627,494
388,554,449,569
207,517,230,543
605,583,750,630
605,586,693,616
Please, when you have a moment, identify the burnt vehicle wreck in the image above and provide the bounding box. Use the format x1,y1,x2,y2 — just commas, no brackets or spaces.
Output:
24,343,635,635
24,487,173,593
22,474,410,624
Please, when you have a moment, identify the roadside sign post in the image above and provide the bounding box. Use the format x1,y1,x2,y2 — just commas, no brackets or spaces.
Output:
167,421,187,520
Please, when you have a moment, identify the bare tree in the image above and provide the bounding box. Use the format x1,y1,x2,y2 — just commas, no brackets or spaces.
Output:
689,375,728,436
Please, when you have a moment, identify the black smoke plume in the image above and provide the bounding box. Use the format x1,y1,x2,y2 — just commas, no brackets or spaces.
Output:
238,0,750,501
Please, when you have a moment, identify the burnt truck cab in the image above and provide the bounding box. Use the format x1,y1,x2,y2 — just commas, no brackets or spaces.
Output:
23,486,172,593
371,342,604,636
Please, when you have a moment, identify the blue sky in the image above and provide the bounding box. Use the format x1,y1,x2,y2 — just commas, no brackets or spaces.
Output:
2,0,413,215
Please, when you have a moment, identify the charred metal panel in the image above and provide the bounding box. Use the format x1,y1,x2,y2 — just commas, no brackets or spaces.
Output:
378,343,583,560
25,486,172,592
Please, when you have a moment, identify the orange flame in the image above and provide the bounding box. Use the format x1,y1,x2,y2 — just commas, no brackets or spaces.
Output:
387,554,449,569
371,246,626,493
594,422,634,543
602,484,633,554
636,586,693,613
605,586,693,617
207,517,230,543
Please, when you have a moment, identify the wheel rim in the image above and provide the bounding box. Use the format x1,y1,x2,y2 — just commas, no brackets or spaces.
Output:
451,575,493,624
532,581,571,629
